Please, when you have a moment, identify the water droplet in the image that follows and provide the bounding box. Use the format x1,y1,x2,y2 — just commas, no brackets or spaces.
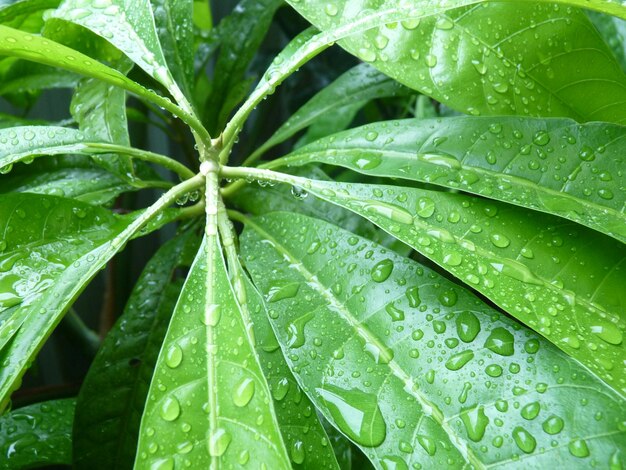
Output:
445,350,474,371
272,378,289,401
203,304,221,326
150,457,174,470
485,364,503,377
317,385,386,447
484,328,514,356
208,428,231,456
365,131,379,141
443,252,463,266
590,321,623,345
238,449,250,464
371,259,394,282
353,153,382,170
291,440,305,464
513,427,536,454
521,402,540,420
460,406,489,442
286,312,314,348
363,202,413,224
425,54,437,67
267,281,300,302
489,233,510,248
542,415,564,435
405,286,421,308
160,396,181,421
324,3,338,16
568,439,590,458
416,197,435,218
385,302,405,321
532,131,550,146
165,345,183,368
417,434,436,455
233,377,255,407
456,311,481,343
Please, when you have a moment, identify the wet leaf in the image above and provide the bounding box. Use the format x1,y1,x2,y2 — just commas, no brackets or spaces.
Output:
0,398,75,469
282,177,626,395
73,230,200,470
287,1,626,123
279,116,626,243
241,211,626,469
135,235,291,468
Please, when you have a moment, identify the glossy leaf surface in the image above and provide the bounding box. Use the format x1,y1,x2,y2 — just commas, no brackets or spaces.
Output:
287,1,626,123
255,63,411,159
243,273,340,469
50,0,183,98
74,230,199,470
0,398,75,469
241,212,626,469
279,117,626,242
282,177,626,395
203,0,282,133
135,236,291,468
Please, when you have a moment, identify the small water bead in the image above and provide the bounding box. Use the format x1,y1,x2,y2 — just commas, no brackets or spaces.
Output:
385,302,405,321
417,435,437,456
150,457,174,470
416,197,435,218
273,378,289,401
267,282,300,302
489,233,510,248
532,130,550,146
485,364,503,377
324,3,338,16
445,350,474,371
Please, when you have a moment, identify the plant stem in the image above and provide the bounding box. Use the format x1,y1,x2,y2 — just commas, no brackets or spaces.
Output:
85,143,196,180
220,165,303,198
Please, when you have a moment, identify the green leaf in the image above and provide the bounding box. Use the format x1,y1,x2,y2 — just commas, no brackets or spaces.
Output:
240,211,626,468
71,66,137,182
0,60,78,96
243,273,341,469
0,24,204,136
0,156,139,205
203,0,283,133
135,235,291,468
73,229,200,470
277,116,626,243
152,0,195,99
263,175,626,395
0,0,60,31
229,166,411,255
49,0,188,104
589,11,626,71
0,194,131,408
287,2,626,123
252,63,411,161
0,398,75,469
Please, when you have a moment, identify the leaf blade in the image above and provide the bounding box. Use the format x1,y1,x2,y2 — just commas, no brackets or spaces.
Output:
241,211,626,468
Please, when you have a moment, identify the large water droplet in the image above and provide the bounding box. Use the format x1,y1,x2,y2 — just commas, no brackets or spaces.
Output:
460,405,489,442
371,259,394,282
445,350,474,371
208,428,231,457
405,286,421,308
273,378,289,401
267,281,300,302
233,377,255,407
290,440,305,464
416,434,436,455
521,402,540,420
568,439,590,458
590,321,623,345
484,328,515,356
160,396,181,422
165,345,183,369
317,385,386,447
512,427,536,454
286,312,314,348
542,415,564,435
456,311,481,343
416,197,435,218
385,302,405,322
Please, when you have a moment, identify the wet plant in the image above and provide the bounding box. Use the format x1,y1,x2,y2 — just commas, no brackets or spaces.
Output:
0,0,625,469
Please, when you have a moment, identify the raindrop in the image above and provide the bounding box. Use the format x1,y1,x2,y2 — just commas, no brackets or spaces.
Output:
456,311,481,343
521,402,540,420
416,197,435,218
291,440,305,464
568,439,590,458
445,350,474,371
233,377,255,407
460,406,489,442
542,415,564,435
532,131,550,146
317,385,386,447
208,428,231,457
165,345,183,369
267,281,300,302
371,259,394,282
512,427,536,454
160,396,181,422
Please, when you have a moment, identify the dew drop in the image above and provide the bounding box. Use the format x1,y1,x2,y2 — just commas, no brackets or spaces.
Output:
165,345,183,369
568,439,590,458
405,286,421,308
460,405,489,442
273,378,290,401
233,377,255,407
521,402,540,420
417,434,436,455
317,385,386,447
456,311,481,343
445,350,474,371
208,428,231,457
489,233,510,248
267,281,300,302
512,427,536,453
590,321,623,345
532,131,550,146
416,197,435,218
160,396,181,422
385,302,405,322
371,259,394,282
542,415,564,435
291,440,305,464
